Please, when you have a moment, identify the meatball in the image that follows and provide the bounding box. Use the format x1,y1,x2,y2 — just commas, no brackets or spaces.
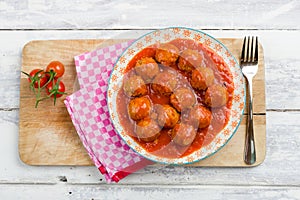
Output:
204,84,229,107
151,70,178,96
123,75,147,97
178,49,203,72
170,87,196,112
136,118,161,142
189,105,212,129
155,43,179,66
171,123,197,146
190,67,215,90
156,105,180,128
128,96,151,121
135,57,160,82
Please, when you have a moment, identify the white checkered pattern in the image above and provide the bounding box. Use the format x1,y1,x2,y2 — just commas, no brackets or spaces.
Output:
74,42,132,89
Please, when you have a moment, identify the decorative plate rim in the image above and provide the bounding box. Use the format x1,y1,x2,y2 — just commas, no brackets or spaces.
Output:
107,27,246,165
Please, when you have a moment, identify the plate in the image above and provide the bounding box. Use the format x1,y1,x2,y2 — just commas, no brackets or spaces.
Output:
107,27,245,164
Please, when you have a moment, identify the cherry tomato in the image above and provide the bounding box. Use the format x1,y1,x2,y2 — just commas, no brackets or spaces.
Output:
27,69,48,88
46,61,65,78
46,79,66,98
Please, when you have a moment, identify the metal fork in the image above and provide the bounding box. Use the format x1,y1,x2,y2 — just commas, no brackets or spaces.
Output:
240,36,258,165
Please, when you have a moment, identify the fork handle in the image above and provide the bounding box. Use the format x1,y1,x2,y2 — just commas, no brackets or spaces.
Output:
244,77,256,165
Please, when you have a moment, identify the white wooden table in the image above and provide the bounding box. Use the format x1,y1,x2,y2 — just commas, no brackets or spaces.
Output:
1,1,300,199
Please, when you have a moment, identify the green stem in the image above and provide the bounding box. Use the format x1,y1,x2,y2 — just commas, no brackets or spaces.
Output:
41,71,55,89
35,96,49,108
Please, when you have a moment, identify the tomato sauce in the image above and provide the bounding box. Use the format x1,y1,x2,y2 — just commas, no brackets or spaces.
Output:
116,38,233,159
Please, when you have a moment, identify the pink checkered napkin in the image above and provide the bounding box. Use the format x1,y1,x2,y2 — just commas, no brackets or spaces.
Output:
75,41,133,89
64,41,153,183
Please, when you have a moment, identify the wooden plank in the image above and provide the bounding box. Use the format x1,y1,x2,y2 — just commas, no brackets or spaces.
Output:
19,38,266,167
0,184,300,200
0,0,300,30
0,110,18,124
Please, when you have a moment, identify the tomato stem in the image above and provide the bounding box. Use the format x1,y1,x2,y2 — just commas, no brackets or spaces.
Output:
35,96,49,108
42,70,55,89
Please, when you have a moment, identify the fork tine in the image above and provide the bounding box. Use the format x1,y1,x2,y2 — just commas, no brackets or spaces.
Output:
252,36,256,62
254,36,258,62
246,36,250,62
241,36,246,62
250,36,254,62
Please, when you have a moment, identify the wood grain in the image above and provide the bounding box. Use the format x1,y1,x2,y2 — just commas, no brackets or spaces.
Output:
1,184,300,200
19,38,266,167
0,0,299,30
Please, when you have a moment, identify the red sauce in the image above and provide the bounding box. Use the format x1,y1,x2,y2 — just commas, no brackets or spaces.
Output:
116,38,233,159
125,46,157,73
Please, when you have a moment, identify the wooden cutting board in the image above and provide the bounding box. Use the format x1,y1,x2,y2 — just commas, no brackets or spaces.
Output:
19,38,266,167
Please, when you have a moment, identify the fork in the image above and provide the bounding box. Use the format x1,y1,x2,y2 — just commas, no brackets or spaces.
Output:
240,36,258,165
